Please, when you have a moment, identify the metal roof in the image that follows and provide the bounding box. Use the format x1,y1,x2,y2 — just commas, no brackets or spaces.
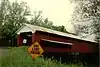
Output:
16,23,97,43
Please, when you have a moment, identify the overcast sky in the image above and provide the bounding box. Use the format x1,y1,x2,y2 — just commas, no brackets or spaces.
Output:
10,0,75,33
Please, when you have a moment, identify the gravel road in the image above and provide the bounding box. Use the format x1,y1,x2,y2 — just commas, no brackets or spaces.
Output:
0,47,9,56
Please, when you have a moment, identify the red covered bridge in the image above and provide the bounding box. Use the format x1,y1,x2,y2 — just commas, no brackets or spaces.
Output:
16,23,98,58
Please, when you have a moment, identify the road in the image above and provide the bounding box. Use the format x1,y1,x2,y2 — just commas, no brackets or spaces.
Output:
0,47,9,56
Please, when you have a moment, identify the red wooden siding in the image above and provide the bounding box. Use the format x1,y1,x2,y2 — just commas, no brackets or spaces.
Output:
17,30,98,53
32,33,35,43
17,34,23,46
34,31,98,53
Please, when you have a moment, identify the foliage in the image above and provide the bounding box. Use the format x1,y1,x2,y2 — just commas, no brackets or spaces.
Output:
71,0,100,42
0,0,69,46
0,0,30,41
0,46,88,67
29,11,68,33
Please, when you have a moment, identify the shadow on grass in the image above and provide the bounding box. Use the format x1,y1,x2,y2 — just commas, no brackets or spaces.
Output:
42,52,99,67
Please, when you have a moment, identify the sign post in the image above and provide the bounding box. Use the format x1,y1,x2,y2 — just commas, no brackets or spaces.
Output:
28,42,44,59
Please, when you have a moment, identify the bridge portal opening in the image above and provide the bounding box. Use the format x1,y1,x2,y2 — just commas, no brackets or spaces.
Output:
20,32,32,46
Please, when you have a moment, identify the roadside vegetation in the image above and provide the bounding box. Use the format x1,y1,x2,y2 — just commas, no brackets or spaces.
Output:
0,46,88,67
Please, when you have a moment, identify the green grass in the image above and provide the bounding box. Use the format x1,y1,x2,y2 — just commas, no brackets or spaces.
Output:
0,46,87,67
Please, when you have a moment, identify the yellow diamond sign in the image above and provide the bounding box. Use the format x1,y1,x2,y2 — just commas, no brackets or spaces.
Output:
28,42,44,59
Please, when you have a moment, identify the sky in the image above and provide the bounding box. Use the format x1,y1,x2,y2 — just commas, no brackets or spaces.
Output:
10,0,75,33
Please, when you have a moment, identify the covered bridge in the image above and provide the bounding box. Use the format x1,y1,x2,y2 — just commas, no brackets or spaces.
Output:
16,23,98,58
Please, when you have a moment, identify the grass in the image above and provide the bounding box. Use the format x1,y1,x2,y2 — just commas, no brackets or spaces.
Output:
0,46,88,67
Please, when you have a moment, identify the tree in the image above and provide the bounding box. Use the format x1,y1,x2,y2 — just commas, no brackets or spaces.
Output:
71,0,100,42
30,11,68,33
0,0,69,46
30,11,43,26
0,0,31,45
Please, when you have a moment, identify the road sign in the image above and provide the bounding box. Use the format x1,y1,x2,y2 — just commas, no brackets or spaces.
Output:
28,42,44,59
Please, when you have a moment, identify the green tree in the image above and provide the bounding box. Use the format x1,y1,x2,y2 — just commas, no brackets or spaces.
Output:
30,11,68,33
0,0,69,46
30,11,43,26
0,0,31,45
71,0,100,42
